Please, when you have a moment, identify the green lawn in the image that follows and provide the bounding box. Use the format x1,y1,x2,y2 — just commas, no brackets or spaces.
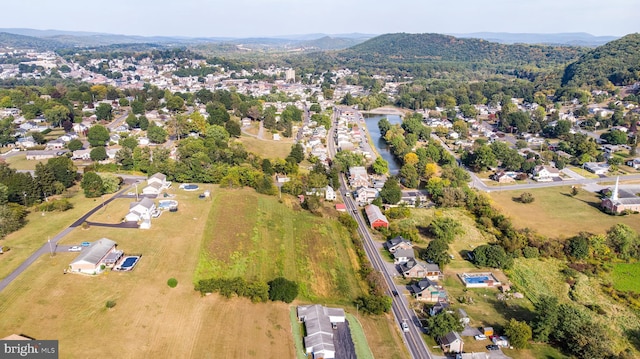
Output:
347,313,375,359
289,306,307,359
0,187,113,280
611,262,640,293
236,134,294,160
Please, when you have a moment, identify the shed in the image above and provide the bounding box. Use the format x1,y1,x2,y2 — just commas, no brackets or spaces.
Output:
483,327,494,336
440,331,464,353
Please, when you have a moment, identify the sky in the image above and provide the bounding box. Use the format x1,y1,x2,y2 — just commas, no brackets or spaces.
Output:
3,0,639,38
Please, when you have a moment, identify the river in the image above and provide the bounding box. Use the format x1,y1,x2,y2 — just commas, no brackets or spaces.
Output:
363,114,403,175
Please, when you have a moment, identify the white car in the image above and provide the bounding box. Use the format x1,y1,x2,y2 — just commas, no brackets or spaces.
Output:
474,334,487,340
401,321,409,332
68,246,82,252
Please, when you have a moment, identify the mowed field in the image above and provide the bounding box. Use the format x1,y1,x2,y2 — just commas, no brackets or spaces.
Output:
0,185,294,359
610,262,640,293
489,186,640,237
0,188,116,280
236,134,294,160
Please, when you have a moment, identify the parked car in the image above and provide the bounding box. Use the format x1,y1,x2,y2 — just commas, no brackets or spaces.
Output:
474,334,487,340
486,344,500,351
81,241,90,247
69,246,82,252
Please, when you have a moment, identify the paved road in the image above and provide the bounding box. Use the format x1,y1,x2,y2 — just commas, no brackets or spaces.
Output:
430,132,640,193
107,110,129,130
341,180,440,359
0,183,137,293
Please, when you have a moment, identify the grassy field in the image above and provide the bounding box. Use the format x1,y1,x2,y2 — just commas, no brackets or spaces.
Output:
196,188,367,303
508,258,640,354
0,184,297,358
236,134,294,160
1,184,410,358
0,187,113,280
489,186,640,237
85,197,134,224
610,262,640,293
347,313,375,359
5,153,46,170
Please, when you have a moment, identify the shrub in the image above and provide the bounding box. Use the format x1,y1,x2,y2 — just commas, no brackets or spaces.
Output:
354,294,392,315
105,300,116,308
167,278,178,288
519,192,535,203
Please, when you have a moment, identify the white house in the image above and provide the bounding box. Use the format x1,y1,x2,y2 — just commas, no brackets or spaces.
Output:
348,166,369,188
354,187,379,205
142,182,163,195
532,165,561,182
125,197,156,222
68,238,123,274
325,186,336,201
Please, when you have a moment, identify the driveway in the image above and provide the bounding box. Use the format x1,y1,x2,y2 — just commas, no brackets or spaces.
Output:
461,325,482,337
334,321,356,359
561,167,585,180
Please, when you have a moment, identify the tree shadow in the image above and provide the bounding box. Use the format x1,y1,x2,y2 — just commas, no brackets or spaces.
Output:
625,328,640,351
484,294,537,330
416,225,431,238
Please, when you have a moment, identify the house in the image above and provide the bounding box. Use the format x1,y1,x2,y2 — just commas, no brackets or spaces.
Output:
325,186,336,201
25,150,63,160
241,117,252,127
399,190,428,207
148,172,168,187
583,162,610,175
429,300,450,316
400,259,444,280
386,236,412,253
532,165,560,182
491,171,515,183
626,158,640,169
348,166,369,188
45,139,65,150
440,331,464,353
392,248,415,264
355,187,379,205
297,305,346,359
68,238,123,274
72,149,91,160
364,204,389,229
275,175,290,183
411,278,446,302
335,203,346,212
142,182,163,195
125,197,156,222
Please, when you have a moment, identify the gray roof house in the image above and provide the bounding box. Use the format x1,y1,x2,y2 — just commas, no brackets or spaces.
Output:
440,331,464,353
393,247,415,264
69,238,122,274
297,305,346,359
385,236,412,253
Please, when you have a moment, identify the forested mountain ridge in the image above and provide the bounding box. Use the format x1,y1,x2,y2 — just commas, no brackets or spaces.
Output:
339,33,585,66
562,33,640,87
0,32,64,50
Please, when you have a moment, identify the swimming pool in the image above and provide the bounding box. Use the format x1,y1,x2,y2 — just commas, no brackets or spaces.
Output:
158,200,178,209
116,256,141,271
459,272,500,288
180,184,199,191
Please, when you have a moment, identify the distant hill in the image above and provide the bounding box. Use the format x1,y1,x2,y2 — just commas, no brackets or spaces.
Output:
0,32,64,50
339,33,584,66
562,33,640,87
300,36,367,50
450,32,619,47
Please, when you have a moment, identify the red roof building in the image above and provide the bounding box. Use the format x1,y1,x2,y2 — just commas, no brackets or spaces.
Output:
335,203,347,212
364,204,389,229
